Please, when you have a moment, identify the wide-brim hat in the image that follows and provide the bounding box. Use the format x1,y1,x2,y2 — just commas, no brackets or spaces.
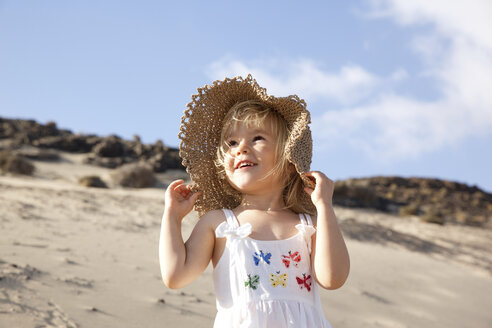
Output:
179,75,315,216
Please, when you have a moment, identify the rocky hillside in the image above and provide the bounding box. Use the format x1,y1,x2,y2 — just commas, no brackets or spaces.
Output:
1,117,491,228
334,177,492,228
0,117,183,172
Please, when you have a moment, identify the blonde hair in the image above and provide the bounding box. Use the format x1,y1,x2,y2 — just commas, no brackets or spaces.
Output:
215,100,311,214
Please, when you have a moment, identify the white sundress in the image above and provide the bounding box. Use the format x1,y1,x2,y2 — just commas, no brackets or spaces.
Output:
213,209,332,328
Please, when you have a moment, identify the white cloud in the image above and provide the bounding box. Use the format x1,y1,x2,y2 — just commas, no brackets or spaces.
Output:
389,68,408,82
316,0,492,161
367,0,492,51
410,34,445,65
207,57,401,106
314,95,469,161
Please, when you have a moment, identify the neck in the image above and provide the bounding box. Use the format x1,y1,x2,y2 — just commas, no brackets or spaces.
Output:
239,190,286,212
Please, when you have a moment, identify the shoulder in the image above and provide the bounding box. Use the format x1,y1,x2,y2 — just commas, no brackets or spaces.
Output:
303,212,317,227
197,209,227,231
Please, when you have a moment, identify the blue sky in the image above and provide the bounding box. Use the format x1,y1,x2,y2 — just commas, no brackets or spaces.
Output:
1,0,491,192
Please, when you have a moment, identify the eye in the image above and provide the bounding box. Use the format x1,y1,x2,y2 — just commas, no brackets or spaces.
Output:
227,140,238,147
253,135,265,142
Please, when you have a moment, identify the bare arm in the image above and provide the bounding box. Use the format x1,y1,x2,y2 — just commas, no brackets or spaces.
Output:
304,171,350,290
159,180,215,289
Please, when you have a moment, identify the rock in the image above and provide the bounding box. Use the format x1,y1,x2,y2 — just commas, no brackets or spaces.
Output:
421,210,445,225
14,146,60,161
0,117,66,142
0,151,35,175
153,139,167,153
399,203,419,216
334,180,394,212
34,134,98,153
110,162,156,188
1,117,185,172
78,176,108,188
149,150,183,172
92,136,131,158
333,176,492,228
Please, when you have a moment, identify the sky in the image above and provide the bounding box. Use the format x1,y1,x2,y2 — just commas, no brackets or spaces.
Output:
1,0,491,192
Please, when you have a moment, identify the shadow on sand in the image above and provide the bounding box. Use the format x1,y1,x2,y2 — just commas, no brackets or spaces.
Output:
339,218,492,274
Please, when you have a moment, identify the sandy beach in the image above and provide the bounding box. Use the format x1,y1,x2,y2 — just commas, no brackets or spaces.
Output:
1,151,491,327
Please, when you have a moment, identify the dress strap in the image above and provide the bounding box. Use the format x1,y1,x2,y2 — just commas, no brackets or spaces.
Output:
299,213,307,225
222,209,239,228
299,213,313,226
304,213,313,226
296,213,316,254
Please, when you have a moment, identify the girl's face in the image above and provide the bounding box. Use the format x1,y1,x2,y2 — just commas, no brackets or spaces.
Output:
223,118,282,194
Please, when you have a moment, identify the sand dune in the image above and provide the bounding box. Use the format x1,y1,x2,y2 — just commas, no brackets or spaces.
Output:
1,152,491,327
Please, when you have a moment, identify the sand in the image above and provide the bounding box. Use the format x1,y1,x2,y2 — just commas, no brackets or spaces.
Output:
1,151,491,327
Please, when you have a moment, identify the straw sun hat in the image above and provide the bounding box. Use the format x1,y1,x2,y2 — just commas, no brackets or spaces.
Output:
179,75,315,216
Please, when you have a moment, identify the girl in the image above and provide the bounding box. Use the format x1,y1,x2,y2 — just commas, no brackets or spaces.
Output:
159,75,350,327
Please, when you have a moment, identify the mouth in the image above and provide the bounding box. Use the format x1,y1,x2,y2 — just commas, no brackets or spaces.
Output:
235,160,257,170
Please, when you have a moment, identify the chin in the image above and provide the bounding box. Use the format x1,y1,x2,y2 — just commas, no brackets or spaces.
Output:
227,179,258,193
228,182,251,192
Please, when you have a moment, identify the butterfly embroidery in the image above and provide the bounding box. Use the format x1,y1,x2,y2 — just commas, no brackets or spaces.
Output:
269,271,288,288
253,250,272,266
281,251,301,268
244,274,260,290
296,273,312,292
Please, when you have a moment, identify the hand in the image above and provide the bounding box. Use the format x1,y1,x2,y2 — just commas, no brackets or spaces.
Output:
164,179,201,221
303,171,334,208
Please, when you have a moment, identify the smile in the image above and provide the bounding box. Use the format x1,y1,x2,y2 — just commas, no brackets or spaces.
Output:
235,160,257,169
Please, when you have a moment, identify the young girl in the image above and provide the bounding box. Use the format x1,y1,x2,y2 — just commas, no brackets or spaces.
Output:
159,75,350,327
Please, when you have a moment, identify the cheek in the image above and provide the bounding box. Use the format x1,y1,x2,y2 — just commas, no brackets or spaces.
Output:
224,156,235,171
259,146,276,163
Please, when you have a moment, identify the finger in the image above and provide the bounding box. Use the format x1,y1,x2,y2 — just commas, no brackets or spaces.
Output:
168,179,184,190
305,171,324,179
304,187,313,196
303,172,316,184
303,174,316,187
178,189,189,198
184,185,194,196
189,191,201,203
166,180,184,194
305,171,331,186
174,183,188,193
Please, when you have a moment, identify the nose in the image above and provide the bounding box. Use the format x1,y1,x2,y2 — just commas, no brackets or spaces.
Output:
236,141,250,155
236,149,248,155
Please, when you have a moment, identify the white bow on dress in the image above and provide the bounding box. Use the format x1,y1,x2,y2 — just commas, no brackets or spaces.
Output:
215,221,252,239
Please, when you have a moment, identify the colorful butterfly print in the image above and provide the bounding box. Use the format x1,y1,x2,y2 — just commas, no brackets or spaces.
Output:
281,251,301,268
269,271,288,288
244,274,260,290
253,250,272,266
296,273,312,292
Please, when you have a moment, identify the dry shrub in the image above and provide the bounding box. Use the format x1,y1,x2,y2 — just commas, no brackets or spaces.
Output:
421,210,445,225
399,203,419,216
16,147,60,161
78,175,107,188
0,151,35,175
111,162,155,188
